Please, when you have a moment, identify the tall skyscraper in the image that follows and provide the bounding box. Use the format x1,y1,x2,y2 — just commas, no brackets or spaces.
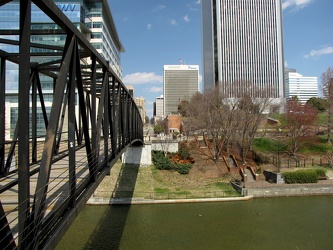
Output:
285,69,318,103
163,65,199,117
201,0,284,101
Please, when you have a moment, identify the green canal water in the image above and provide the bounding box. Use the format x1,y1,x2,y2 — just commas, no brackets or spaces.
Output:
56,196,333,250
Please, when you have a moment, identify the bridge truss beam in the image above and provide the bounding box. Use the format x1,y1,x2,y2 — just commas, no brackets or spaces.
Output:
0,0,143,249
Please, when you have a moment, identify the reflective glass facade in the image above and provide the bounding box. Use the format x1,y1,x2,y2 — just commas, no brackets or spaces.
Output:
1,0,124,138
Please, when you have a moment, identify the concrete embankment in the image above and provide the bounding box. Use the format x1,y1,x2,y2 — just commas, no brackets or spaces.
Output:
87,195,254,205
245,185,333,198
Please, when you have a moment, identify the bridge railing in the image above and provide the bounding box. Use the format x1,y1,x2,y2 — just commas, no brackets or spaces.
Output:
0,0,143,249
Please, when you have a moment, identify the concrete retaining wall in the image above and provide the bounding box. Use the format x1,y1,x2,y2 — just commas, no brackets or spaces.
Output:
245,185,333,197
263,170,285,184
151,140,178,153
121,141,179,165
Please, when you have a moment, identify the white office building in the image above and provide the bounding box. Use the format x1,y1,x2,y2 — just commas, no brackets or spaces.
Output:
154,95,164,123
285,70,318,103
201,0,284,102
163,65,199,117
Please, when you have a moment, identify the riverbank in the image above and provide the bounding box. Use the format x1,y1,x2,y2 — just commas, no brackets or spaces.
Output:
90,160,333,204
87,195,253,205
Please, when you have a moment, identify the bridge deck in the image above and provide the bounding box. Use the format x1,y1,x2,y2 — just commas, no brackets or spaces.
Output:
1,147,93,243
0,1,143,248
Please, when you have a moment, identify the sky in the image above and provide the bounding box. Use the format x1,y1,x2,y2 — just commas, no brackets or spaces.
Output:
108,0,333,118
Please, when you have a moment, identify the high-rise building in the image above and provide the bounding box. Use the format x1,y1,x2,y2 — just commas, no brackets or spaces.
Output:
285,69,318,103
163,65,199,117
135,97,146,123
201,0,284,102
0,0,123,138
154,95,164,123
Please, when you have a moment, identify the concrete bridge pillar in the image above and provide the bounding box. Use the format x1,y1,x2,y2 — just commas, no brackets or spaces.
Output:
122,143,152,165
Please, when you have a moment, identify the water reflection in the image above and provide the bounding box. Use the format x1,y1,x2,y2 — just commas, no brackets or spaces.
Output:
57,196,333,250
84,164,140,249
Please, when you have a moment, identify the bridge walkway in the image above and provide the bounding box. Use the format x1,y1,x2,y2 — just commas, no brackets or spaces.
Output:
1,145,103,241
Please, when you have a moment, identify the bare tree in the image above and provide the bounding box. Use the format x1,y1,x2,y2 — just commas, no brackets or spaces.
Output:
183,89,226,163
181,85,271,164
322,67,333,144
284,97,319,157
234,93,271,164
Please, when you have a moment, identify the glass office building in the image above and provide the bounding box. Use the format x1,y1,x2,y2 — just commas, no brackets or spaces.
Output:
0,0,124,138
201,0,284,102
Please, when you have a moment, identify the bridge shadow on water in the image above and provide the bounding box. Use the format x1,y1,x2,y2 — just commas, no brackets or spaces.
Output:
83,162,141,249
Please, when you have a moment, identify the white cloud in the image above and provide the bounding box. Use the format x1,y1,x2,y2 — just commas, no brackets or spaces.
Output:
183,15,190,22
147,24,152,30
304,46,333,58
154,4,166,11
148,86,163,92
170,19,178,25
195,0,201,4
122,72,163,85
282,0,312,11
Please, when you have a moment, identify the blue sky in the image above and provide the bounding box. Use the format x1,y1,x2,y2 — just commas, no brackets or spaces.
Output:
108,0,333,118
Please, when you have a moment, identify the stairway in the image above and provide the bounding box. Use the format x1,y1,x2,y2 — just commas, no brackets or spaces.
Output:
245,168,255,182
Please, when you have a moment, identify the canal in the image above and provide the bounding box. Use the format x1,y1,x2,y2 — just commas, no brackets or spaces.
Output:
56,196,333,249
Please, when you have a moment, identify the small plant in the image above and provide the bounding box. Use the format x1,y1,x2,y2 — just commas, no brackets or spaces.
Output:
257,165,263,174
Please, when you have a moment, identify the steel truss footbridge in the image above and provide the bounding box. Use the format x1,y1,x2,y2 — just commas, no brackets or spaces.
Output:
0,0,143,249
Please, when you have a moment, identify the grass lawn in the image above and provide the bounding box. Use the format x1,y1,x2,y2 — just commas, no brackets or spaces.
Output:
94,160,240,200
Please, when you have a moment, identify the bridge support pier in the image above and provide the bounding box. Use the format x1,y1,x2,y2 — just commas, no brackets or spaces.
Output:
122,143,152,165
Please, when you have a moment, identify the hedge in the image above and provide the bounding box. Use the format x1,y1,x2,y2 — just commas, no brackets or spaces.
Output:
283,169,327,184
314,168,326,177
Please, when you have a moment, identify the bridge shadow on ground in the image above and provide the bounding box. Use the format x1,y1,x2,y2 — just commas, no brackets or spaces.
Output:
84,163,140,249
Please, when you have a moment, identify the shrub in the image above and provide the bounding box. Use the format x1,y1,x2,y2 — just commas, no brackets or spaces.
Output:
152,151,174,170
283,170,318,184
314,168,327,177
253,152,270,164
175,163,192,174
179,146,190,160
152,150,193,174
